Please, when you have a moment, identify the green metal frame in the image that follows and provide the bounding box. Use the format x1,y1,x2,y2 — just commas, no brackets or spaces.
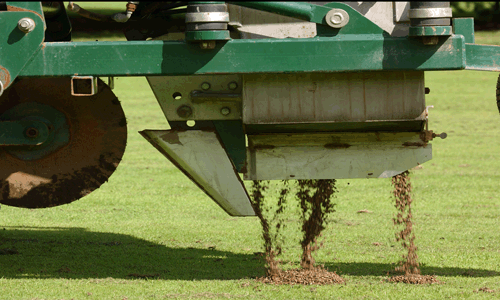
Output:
18,35,466,77
2,2,500,154
0,2,44,90
0,2,494,82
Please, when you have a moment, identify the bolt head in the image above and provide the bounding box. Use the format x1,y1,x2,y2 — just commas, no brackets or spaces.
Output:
18,18,35,33
220,107,231,116
201,82,211,91
228,82,238,90
330,13,344,25
177,105,193,118
325,9,349,28
25,127,39,138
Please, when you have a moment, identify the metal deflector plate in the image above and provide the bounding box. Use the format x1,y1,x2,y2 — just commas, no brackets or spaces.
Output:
245,132,432,180
140,129,255,216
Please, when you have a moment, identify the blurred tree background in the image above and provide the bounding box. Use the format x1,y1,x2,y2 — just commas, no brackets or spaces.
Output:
452,2,500,29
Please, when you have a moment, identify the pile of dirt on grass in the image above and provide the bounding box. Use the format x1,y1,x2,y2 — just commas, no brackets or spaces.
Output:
388,274,439,284
257,266,345,285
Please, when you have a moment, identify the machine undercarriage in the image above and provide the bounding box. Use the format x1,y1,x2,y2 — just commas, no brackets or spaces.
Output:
0,2,494,216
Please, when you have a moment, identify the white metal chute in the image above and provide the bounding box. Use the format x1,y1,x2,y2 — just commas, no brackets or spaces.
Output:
140,129,255,217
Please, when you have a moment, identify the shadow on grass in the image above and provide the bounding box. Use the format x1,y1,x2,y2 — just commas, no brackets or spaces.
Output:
1,227,498,280
324,262,500,278
0,227,263,280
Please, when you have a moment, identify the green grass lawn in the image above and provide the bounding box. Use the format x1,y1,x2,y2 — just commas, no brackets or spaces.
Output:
1,17,500,300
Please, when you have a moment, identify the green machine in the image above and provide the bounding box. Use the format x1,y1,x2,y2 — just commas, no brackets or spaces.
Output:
0,2,496,216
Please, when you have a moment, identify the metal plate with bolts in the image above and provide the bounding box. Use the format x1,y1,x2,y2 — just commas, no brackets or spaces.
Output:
147,74,243,122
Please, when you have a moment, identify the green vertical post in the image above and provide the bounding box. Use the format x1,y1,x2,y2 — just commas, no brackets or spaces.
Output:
453,18,475,44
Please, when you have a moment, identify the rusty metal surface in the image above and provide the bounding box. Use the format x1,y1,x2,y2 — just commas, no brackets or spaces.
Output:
0,77,127,208
6,4,44,21
0,66,12,89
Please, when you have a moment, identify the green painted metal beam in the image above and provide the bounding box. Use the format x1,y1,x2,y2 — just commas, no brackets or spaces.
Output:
465,43,500,72
19,35,465,77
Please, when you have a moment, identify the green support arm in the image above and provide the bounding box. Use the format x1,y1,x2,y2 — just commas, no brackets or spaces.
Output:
465,44,500,72
230,1,383,34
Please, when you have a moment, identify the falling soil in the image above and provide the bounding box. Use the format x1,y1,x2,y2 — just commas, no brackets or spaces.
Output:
250,180,279,277
257,265,345,285
297,179,337,270
271,180,289,257
250,179,343,285
390,171,439,284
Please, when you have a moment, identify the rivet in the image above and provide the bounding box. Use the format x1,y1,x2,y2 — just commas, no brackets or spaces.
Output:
228,82,238,90
220,107,231,116
201,82,211,91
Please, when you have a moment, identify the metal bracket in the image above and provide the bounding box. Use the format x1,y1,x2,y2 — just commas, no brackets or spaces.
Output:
147,74,243,121
420,130,447,143
71,76,98,96
108,76,114,89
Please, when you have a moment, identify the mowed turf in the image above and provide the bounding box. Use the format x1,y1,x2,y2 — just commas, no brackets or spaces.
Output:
1,32,500,299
